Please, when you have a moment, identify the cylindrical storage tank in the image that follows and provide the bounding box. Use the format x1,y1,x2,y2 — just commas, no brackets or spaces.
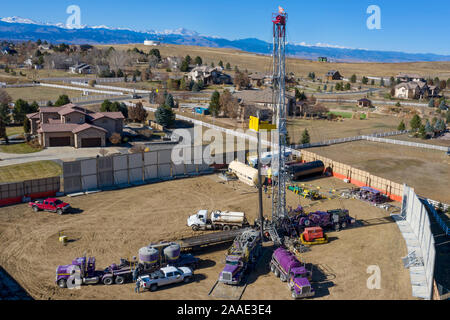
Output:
138,246,159,265
228,160,259,186
163,243,181,262
287,161,324,181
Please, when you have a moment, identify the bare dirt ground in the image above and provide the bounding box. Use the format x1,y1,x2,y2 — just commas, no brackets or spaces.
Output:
0,174,414,300
310,141,450,203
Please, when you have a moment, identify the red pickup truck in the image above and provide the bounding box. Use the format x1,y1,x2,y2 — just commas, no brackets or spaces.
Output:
28,198,71,215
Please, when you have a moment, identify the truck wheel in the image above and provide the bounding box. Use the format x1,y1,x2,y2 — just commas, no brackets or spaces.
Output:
150,284,157,292
56,209,63,215
57,279,67,288
304,220,310,226
341,222,347,229
183,276,192,283
231,226,239,230
270,263,276,273
115,276,125,285
103,277,113,285
223,225,231,231
291,291,297,299
192,225,199,231
274,269,280,277
280,274,287,282
33,206,39,212
334,224,340,231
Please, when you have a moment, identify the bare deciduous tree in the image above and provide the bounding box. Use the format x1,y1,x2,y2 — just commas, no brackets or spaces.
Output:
107,50,131,71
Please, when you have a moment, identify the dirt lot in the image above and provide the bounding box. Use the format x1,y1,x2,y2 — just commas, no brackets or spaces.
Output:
0,174,414,300
310,141,450,203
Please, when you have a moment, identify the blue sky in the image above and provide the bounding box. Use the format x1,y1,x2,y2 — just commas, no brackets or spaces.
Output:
2,0,450,55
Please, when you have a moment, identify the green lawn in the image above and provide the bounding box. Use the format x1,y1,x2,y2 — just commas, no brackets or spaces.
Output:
0,161,62,183
327,111,366,120
6,126,24,137
0,143,42,154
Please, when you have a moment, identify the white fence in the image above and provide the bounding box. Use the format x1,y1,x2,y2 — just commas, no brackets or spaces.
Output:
71,82,150,94
394,185,436,300
125,101,301,157
39,83,125,96
317,98,428,107
363,136,450,152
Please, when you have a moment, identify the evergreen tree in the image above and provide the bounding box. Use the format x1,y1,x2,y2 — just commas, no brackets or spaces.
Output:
428,98,435,108
418,124,427,139
397,120,406,131
165,94,175,108
218,60,224,68
194,56,202,65
300,129,310,144
155,105,175,127
180,60,189,72
208,91,221,117
54,95,71,107
225,62,231,70
192,82,200,92
410,114,422,131
424,120,433,134
380,78,385,87
350,74,357,83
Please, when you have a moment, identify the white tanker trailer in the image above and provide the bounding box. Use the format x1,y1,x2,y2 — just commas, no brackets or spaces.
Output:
187,210,249,231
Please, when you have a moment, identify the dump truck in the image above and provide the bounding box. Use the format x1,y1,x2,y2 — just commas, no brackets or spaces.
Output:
187,210,249,231
219,229,262,285
300,227,328,245
270,247,314,299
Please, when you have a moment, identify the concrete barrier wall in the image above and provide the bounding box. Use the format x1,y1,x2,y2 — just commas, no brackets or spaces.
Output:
301,150,404,201
62,146,214,194
0,177,60,206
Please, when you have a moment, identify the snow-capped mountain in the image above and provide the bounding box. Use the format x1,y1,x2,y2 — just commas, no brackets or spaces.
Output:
1,16,449,63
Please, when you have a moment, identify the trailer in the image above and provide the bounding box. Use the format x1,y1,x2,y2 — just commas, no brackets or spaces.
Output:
187,210,249,231
178,228,249,251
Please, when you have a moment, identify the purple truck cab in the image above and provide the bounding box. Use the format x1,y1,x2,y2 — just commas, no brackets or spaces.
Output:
219,255,244,285
56,257,101,288
290,277,314,299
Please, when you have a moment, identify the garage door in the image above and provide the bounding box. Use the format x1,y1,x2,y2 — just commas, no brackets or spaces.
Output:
49,137,71,147
81,138,102,148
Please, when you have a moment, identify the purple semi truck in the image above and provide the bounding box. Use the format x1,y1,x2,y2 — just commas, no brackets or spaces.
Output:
269,247,314,299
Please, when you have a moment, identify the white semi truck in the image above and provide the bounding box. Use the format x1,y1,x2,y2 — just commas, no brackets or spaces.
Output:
187,210,249,231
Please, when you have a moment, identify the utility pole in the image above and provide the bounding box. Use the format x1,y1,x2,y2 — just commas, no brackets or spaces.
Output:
256,111,264,241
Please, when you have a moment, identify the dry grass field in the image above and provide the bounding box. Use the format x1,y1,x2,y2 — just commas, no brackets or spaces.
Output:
310,141,450,203
0,174,414,300
3,87,83,103
99,43,450,79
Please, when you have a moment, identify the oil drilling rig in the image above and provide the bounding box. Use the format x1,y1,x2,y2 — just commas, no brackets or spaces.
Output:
268,7,296,244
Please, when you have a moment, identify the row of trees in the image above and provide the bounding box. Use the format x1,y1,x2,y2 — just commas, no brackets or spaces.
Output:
402,114,448,139
208,90,239,118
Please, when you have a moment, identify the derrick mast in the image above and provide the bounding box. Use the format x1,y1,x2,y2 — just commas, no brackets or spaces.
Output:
271,7,288,223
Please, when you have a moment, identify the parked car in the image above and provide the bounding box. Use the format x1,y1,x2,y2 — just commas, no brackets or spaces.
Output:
28,198,71,215
138,266,193,292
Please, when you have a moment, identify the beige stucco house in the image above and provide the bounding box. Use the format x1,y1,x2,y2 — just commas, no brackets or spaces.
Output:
27,104,124,148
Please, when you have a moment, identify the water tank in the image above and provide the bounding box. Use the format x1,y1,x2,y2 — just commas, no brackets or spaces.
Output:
138,246,159,265
163,243,181,262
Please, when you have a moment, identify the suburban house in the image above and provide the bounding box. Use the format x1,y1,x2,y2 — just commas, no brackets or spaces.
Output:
27,104,124,148
325,70,343,81
1,46,17,55
395,81,440,100
395,73,425,83
357,98,372,108
186,66,232,85
165,56,182,70
249,73,271,87
233,88,296,116
69,63,92,74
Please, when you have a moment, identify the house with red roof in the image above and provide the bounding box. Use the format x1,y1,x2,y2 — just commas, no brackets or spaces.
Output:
26,104,124,148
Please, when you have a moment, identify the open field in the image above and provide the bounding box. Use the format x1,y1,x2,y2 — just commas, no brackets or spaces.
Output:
287,113,401,144
390,134,450,148
0,174,413,300
3,87,83,103
310,141,450,203
99,44,450,79
0,160,61,183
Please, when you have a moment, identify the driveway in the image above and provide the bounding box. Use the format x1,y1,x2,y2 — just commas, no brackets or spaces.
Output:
0,146,127,166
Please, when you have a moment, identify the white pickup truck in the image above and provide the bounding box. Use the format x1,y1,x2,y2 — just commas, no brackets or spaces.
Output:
138,266,193,292
187,210,249,231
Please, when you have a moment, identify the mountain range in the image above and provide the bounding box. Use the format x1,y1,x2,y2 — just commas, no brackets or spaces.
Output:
1,16,449,63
